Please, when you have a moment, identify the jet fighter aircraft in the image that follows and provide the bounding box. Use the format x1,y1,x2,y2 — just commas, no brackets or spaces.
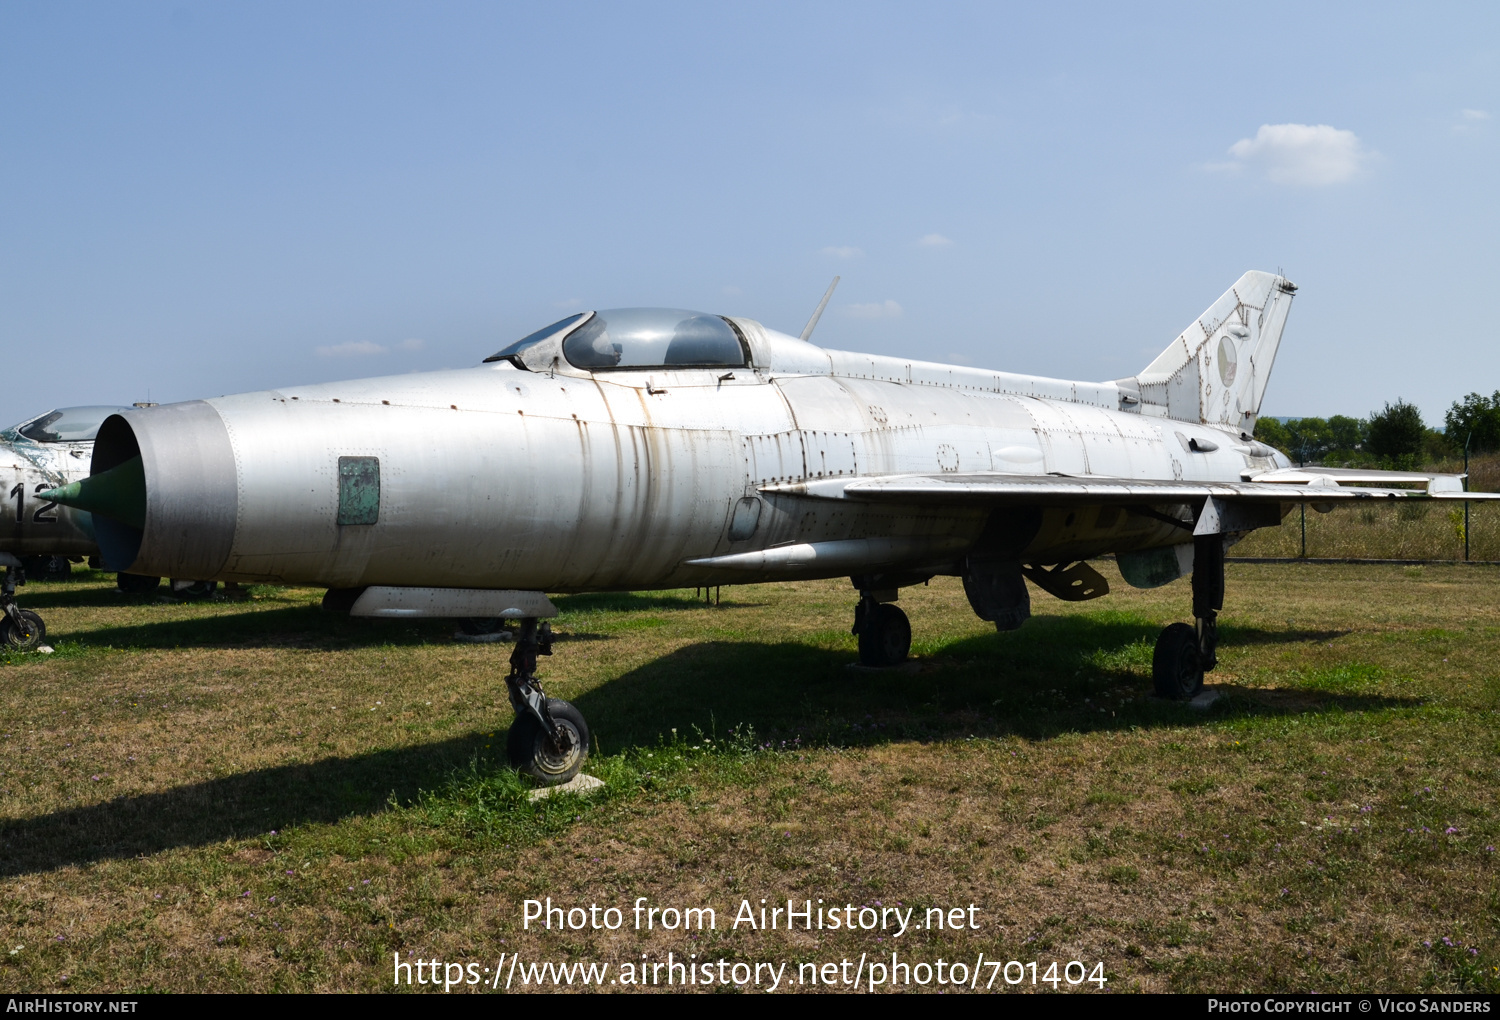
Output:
0,404,218,648
0,405,130,647
43,271,1499,783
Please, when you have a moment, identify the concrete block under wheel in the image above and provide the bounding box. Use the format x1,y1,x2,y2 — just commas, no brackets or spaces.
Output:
1189,687,1222,710
1148,686,1222,709
453,630,513,643
844,660,927,674
527,773,605,802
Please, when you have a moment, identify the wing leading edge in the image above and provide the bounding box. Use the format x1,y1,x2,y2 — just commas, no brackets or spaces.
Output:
760,470,1500,505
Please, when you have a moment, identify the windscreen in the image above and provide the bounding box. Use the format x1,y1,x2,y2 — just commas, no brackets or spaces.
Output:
16,406,132,443
562,308,746,371
484,312,590,363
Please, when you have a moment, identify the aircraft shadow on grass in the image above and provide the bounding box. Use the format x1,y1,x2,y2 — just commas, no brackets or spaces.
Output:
0,731,494,878
1,614,1420,877
45,606,625,651
8,585,153,612
24,588,733,650
572,615,1408,751
51,605,459,650
36,590,1344,658
19,581,731,615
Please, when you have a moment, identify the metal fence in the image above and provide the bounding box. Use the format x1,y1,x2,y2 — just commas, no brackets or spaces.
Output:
1229,499,1499,562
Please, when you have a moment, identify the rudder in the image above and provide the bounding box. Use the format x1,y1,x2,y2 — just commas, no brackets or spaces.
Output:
1120,271,1297,431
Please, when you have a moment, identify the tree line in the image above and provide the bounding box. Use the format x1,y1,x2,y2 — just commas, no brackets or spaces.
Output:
1252,392,1500,468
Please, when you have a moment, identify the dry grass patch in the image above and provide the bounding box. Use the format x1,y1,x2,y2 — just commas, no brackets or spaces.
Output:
0,562,1497,992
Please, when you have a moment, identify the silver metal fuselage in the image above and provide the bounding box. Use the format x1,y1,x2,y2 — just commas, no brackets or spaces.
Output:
102,319,1290,591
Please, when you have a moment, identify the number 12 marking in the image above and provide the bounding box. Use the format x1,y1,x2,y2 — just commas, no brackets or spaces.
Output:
10,482,59,524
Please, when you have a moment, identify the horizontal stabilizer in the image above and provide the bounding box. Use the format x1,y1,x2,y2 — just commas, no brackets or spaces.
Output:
1247,467,1468,494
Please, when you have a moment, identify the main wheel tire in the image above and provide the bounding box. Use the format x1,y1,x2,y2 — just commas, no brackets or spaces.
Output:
458,617,506,636
117,573,161,595
1152,622,1204,700
506,698,590,786
858,602,912,667
1,610,45,651
172,580,218,600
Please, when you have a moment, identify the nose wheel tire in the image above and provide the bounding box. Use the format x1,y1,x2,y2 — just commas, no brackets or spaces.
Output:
1152,622,1204,700
858,602,911,667
1,610,46,651
507,697,590,785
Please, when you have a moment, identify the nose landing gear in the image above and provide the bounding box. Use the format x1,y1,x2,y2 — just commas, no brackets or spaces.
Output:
0,556,45,651
503,617,590,785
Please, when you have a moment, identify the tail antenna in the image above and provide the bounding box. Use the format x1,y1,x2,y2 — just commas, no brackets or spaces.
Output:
799,276,840,342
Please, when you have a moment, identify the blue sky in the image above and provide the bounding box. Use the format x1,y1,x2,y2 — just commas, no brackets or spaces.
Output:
2,2,1496,428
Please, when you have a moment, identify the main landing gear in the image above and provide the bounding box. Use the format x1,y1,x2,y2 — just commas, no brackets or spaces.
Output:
0,556,45,651
504,617,590,785
1152,534,1224,700
852,591,911,667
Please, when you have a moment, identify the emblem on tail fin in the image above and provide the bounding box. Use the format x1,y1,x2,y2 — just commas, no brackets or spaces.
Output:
1117,271,1297,430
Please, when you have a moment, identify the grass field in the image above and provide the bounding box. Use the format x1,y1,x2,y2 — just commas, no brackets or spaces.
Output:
1,560,1498,993
1232,501,1500,561
1230,453,1500,561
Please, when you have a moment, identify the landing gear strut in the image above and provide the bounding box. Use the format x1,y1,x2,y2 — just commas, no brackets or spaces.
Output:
853,593,911,667
503,617,589,785
1152,535,1223,699
0,557,45,651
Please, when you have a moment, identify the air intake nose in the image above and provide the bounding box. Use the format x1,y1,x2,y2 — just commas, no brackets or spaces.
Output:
45,401,239,576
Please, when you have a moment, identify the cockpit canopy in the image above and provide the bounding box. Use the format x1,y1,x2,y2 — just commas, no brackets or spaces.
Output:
13,405,132,444
486,308,748,372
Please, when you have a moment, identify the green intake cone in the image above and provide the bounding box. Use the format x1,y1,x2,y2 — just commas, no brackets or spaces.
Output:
40,455,146,530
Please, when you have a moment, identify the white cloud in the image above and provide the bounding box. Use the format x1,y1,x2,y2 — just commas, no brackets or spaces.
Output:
397,338,425,352
1455,109,1491,133
821,245,864,259
316,340,387,357
918,233,953,247
845,300,903,320
1222,123,1369,186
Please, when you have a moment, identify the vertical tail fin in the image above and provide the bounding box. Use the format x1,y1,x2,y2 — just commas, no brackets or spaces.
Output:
1122,271,1297,430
